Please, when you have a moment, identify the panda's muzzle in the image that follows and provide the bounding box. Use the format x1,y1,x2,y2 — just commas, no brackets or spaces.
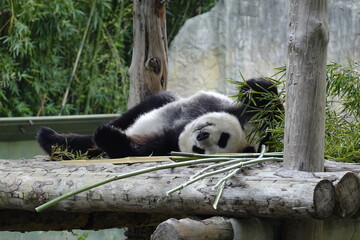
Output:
197,131,210,141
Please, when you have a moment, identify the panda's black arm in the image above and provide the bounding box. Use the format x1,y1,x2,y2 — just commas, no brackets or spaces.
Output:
108,91,178,130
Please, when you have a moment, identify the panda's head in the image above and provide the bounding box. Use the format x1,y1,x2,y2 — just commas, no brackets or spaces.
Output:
178,112,248,154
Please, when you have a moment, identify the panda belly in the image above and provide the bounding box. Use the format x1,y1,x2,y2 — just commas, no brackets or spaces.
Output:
125,108,171,136
125,92,230,136
124,100,186,136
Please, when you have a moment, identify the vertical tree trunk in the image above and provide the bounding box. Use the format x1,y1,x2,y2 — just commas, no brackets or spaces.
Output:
126,1,168,238
283,1,329,239
127,0,168,108
284,0,329,172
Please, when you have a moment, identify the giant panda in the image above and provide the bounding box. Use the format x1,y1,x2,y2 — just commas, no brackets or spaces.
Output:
37,77,279,159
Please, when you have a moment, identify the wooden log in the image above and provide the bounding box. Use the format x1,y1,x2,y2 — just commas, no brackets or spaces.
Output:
151,217,233,240
152,216,360,240
324,163,360,217
151,217,282,240
246,165,360,218
332,172,360,217
0,210,177,231
0,159,335,221
325,160,360,174
127,0,168,108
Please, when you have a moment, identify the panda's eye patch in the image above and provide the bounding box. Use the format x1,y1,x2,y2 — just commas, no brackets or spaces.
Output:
192,145,205,154
217,132,230,148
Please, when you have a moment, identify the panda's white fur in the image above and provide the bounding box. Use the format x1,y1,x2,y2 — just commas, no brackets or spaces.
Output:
122,91,255,155
125,91,232,137
179,112,251,154
37,78,278,158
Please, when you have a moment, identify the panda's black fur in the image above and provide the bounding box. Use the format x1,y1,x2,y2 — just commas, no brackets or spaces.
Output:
37,78,279,159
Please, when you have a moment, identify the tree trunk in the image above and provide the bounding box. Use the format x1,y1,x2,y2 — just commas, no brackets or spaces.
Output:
127,0,168,108
284,0,329,172
283,0,329,239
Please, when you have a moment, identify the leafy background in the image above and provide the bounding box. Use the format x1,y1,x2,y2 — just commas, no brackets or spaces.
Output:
0,0,358,162
233,63,359,162
0,0,217,117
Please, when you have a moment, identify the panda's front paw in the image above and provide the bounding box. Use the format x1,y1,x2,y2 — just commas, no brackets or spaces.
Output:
94,124,130,158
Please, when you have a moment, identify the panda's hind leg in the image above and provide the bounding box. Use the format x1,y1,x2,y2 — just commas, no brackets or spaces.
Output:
109,91,178,130
94,124,180,158
37,127,102,159
94,124,135,158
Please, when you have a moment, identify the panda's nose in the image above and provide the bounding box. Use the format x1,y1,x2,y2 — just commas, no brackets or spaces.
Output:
197,131,210,141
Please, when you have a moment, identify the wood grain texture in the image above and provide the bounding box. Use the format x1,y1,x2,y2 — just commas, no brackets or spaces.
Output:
0,160,335,220
127,0,168,108
284,0,329,172
151,217,234,240
283,0,329,239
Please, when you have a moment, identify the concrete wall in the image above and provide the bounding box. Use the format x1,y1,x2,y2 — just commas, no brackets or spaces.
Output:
167,0,359,96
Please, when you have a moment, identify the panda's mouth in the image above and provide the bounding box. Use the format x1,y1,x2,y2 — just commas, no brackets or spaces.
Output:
192,145,205,154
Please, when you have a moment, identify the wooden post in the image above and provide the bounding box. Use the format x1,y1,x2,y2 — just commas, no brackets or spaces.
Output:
283,0,329,239
284,0,329,172
127,0,168,108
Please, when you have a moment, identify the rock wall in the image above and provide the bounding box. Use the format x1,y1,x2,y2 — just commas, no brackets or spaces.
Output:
167,0,359,96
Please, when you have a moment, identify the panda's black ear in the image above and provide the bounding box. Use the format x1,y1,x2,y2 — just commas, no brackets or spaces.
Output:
217,132,230,148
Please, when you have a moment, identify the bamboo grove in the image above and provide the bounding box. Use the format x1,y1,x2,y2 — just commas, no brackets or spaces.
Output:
0,0,217,117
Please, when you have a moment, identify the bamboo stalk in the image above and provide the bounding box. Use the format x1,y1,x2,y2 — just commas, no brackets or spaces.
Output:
36,150,283,212
212,146,267,209
166,157,283,195
170,151,283,160
35,156,243,212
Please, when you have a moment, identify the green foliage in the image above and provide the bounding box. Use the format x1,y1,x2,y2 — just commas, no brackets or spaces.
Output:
0,0,133,116
0,0,217,117
73,232,89,240
50,144,105,161
233,62,359,162
230,69,286,152
325,62,360,162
